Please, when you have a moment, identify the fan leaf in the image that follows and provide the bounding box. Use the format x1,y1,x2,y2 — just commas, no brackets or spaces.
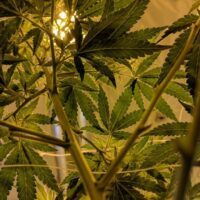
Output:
144,122,190,137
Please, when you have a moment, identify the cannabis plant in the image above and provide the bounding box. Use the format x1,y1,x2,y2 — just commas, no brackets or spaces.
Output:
0,0,200,199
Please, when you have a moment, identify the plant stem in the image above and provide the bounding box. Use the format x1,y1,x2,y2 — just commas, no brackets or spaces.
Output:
0,120,68,147
49,0,57,93
43,67,104,200
51,93,104,199
11,131,69,148
97,18,200,190
175,60,200,200
3,88,47,120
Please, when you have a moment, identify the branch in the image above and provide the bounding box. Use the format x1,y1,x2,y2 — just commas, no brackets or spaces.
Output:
49,0,57,93
11,131,69,148
175,52,200,199
0,120,68,147
3,88,47,120
97,18,200,190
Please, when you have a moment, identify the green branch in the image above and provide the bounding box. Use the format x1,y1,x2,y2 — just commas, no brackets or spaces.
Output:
49,0,57,94
3,88,47,120
43,52,104,200
11,131,69,148
0,120,69,148
175,58,200,199
97,18,200,190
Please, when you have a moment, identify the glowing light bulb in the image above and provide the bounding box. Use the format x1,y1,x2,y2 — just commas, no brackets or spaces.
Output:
59,11,67,19
70,15,75,22
52,27,58,36
60,31,66,40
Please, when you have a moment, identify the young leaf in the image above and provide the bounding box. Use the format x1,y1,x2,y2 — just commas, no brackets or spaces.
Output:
5,64,17,85
144,122,190,137
110,87,132,130
98,86,109,128
75,90,99,127
113,110,143,131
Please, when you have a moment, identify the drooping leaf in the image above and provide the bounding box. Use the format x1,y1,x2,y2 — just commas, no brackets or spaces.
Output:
0,142,16,161
160,14,198,40
5,64,17,85
126,27,166,41
16,146,36,200
17,98,39,119
136,53,160,75
82,126,106,135
138,81,177,120
110,87,133,130
74,55,85,81
112,130,131,139
24,141,56,152
1,54,26,64
190,0,200,13
0,95,16,107
0,147,18,200
26,71,44,88
81,0,149,47
64,89,78,126
33,28,44,54
156,28,190,85
24,144,59,192
27,114,53,124
74,18,83,50
98,86,109,128
0,125,9,138
79,38,168,60
186,31,200,96
113,110,143,130
165,82,193,103
141,141,179,168
133,83,144,109
75,90,99,127
101,0,114,20
85,56,116,87
144,122,190,137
